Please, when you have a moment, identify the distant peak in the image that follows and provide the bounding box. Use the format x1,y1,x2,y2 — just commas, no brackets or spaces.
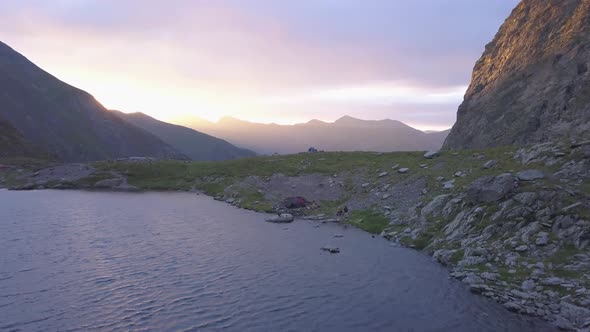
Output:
306,119,328,125
217,116,242,124
334,115,359,122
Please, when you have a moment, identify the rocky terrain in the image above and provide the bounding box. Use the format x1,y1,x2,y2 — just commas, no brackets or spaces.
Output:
2,139,589,329
381,141,590,330
444,0,590,149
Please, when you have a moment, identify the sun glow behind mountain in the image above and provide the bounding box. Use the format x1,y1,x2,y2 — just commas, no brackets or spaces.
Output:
0,0,518,131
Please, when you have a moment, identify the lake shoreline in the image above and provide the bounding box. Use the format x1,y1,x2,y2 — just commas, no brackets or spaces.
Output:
1,142,589,330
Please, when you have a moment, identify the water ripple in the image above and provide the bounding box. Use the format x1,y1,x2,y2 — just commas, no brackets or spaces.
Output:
0,190,556,332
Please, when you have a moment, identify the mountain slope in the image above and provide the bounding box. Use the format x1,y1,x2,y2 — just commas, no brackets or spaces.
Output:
0,116,46,159
189,116,449,154
444,0,590,149
0,41,187,161
115,112,256,161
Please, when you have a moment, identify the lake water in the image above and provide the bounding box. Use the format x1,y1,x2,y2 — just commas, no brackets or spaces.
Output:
0,190,555,331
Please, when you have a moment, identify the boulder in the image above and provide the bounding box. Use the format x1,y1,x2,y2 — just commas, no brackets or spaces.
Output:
521,279,536,291
513,192,538,206
398,168,410,174
466,173,516,203
541,277,565,286
442,179,455,189
424,151,439,159
536,232,550,246
421,194,452,218
378,172,388,178
516,170,545,181
503,302,523,313
482,160,497,169
560,301,590,327
265,213,294,223
433,249,459,266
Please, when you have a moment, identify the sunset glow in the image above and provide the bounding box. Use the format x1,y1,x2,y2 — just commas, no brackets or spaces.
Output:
1,0,519,130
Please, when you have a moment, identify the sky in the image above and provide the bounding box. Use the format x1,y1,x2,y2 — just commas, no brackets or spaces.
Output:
0,0,519,131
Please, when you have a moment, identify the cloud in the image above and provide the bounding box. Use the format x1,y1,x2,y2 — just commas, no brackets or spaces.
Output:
261,83,467,106
0,0,518,129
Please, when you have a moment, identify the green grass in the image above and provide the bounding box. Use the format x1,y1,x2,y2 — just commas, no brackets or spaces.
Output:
550,268,583,279
497,266,529,284
312,198,350,216
546,245,580,265
87,145,559,196
345,209,390,234
450,249,465,264
235,187,274,212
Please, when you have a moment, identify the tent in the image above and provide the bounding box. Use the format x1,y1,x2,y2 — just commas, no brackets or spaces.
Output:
283,196,308,209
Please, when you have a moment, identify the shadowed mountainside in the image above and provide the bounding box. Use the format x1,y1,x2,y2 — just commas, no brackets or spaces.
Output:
189,115,450,154
114,111,256,161
0,41,187,161
0,116,47,159
444,0,590,149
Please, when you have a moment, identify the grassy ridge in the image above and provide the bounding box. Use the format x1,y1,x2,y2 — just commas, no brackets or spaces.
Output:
84,146,574,236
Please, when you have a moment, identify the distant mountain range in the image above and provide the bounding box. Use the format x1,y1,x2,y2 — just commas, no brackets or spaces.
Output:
0,41,253,162
114,112,256,161
0,40,450,161
188,116,450,154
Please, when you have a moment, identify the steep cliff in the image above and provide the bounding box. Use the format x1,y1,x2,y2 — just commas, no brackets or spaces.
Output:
444,0,590,149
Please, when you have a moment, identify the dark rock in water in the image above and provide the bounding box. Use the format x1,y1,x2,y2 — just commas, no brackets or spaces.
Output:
516,170,545,181
503,302,523,313
321,245,340,253
467,173,516,203
444,0,590,149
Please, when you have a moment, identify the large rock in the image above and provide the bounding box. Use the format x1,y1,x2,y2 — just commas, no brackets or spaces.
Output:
265,213,294,223
423,151,439,159
516,170,545,181
443,0,590,149
466,173,516,203
422,194,452,218
559,301,590,327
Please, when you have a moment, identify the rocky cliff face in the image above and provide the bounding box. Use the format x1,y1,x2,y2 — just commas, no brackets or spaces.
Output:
444,0,590,149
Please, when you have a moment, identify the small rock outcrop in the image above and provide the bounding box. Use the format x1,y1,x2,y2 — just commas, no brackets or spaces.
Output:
466,173,516,203
444,0,590,149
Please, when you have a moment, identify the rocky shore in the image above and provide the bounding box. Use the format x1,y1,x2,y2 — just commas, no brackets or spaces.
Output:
1,141,589,330
379,142,590,330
